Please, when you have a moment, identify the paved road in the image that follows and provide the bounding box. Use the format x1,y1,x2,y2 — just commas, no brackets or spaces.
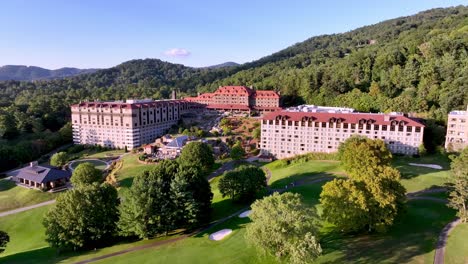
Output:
433,218,461,264
0,200,56,218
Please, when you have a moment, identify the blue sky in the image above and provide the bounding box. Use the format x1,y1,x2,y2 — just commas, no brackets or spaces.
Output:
0,0,465,69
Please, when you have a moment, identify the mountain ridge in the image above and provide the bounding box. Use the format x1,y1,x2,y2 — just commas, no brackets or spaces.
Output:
0,65,99,81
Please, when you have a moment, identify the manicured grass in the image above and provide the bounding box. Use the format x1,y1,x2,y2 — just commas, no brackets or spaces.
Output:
210,176,247,221
86,150,125,159
264,159,344,188
114,154,155,190
0,205,183,264
69,159,108,171
95,217,277,264
0,205,50,256
91,182,456,264
445,223,468,264
0,179,56,212
392,154,451,193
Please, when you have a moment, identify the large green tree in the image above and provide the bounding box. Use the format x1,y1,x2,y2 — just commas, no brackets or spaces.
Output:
50,152,68,167
322,138,406,233
119,160,212,238
218,165,266,202
245,192,322,264
43,183,119,250
178,142,214,173
448,147,468,223
338,136,392,180
71,163,102,187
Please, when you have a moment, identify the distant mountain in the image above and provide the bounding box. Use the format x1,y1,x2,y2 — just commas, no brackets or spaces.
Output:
204,62,240,69
0,65,99,81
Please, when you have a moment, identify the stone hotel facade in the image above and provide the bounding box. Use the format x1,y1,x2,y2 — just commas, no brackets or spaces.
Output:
260,111,425,159
71,99,192,150
185,86,281,113
445,106,468,151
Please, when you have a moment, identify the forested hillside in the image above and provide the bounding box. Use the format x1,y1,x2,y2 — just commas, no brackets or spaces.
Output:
0,6,467,171
0,65,98,81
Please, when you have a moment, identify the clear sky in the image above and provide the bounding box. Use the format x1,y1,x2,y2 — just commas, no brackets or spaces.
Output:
0,0,465,69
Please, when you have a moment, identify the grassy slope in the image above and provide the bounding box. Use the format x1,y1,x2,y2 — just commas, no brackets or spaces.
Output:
0,180,56,212
264,160,344,188
115,154,154,190
69,159,108,170
393,154,451,193
445,223,468,264
94,181,456,264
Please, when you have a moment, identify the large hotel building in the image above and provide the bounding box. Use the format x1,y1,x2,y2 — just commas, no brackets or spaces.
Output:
71,99,192,150
445,106,467,151
185,86,281,113
260,107,425,159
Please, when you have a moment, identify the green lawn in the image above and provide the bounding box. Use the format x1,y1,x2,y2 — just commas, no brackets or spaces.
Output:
392,154,452,193
0,179,56,212
114,154,155,190
209,176,247,221
86,150,125,159
264,160,344,188
69,159,108,171
0,205,184,264
0,205,50,257
91,182,456,264
445,223,468,264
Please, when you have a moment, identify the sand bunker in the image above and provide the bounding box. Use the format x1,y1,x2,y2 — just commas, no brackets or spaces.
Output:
209,229,232,241
239,210,252,218
409,163,443,170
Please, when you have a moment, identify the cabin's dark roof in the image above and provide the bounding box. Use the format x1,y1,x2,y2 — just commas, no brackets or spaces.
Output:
13,164,71,184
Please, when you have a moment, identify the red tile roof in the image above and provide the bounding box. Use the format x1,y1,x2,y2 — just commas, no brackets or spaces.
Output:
253,90,280,99
262,111,424,127
214,86,253,95
70,100,189,109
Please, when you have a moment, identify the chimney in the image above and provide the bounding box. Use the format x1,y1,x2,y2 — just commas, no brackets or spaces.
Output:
384,115,390,122
197,92,201,97
30,161,38,167
171,90,177,100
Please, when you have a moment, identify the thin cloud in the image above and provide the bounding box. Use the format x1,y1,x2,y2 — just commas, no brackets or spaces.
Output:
164,48,191,57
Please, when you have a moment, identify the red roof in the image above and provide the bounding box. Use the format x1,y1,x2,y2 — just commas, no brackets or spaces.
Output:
214,86,252,96
70,100,189,109
253,90,280,99
262,111,424,127
252,106,282,111
206,104,251,110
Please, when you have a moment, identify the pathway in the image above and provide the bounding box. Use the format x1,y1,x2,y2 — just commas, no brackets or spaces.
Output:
433,218,461,264
0,200,56,218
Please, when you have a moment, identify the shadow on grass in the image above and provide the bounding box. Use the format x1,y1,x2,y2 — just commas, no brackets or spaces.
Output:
0,179,17,191
210,198,249,222
194,216,252,238
270,172,340,189
119,177,134,189
318,200,456,264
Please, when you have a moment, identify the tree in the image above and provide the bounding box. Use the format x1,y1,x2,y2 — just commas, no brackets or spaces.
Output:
245,192,322,264
252,127,261,140
0,113,18,139
0,231,9,254
418,144,427,156
178,142,214,173
218,165,266,202
71,163,102,187
43,183,119,250
50,152,68,167
448,148,468,222
338,136,392,180
119,160,213,238
321,165,405,233
230,142,245,160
